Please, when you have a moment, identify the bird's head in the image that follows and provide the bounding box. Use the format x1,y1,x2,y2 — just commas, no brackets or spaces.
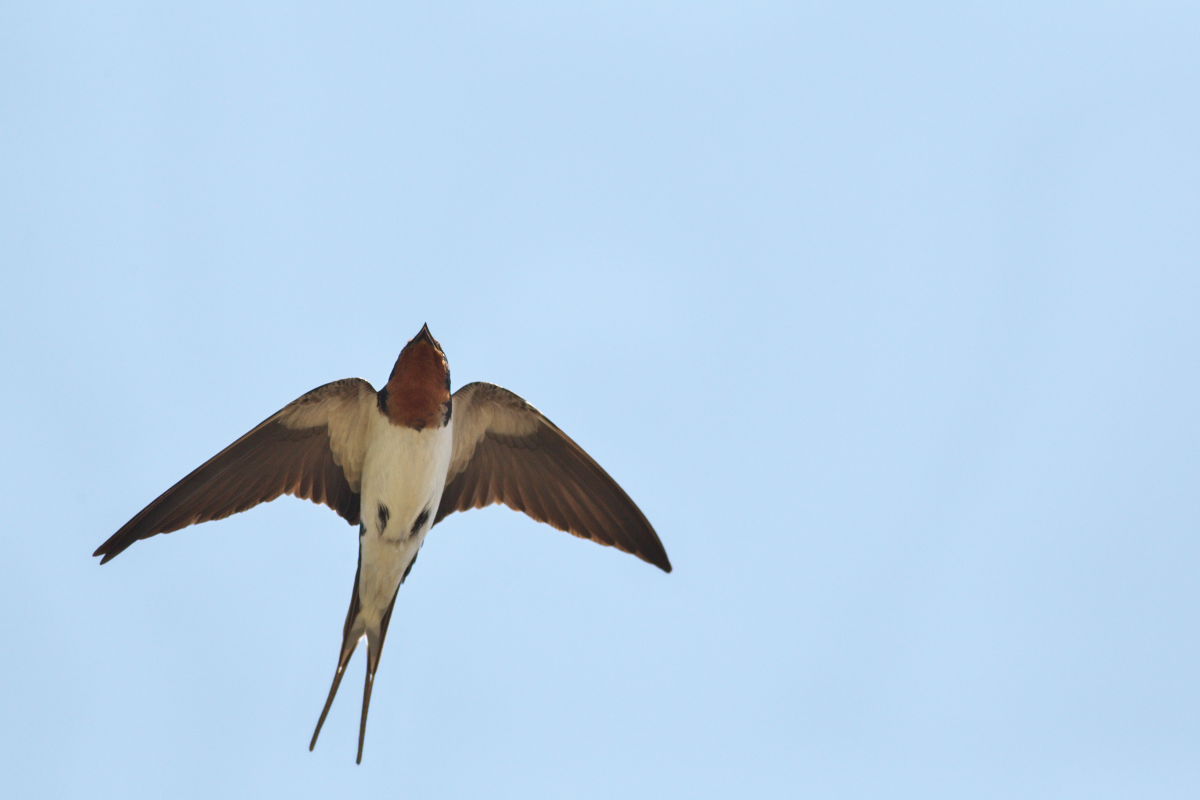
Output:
383,323,451,430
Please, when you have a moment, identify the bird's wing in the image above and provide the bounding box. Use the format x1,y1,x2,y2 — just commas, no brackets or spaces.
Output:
435,382,671,572
94,378,379,563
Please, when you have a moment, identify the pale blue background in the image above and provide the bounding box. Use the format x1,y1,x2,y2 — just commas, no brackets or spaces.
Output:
3,2,1198,797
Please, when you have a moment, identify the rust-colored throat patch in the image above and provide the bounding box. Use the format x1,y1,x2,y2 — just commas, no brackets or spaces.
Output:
384,331,451,430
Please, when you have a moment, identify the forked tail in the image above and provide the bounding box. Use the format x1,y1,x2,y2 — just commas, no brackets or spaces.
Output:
308,551,403,764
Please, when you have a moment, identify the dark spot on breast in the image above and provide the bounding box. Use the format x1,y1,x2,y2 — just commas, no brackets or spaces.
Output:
359,524,366,538
377,504,390,533
443,398,452,424
411,507,430,538
376,387,389,414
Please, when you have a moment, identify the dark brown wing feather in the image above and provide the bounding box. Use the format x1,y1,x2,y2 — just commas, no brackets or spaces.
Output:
94,378,379,564
435,382,671,572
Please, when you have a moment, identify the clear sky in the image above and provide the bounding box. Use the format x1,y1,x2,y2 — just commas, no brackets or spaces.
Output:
2,2,1198,798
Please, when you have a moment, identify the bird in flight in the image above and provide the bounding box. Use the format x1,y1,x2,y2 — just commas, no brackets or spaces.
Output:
94,324,670,763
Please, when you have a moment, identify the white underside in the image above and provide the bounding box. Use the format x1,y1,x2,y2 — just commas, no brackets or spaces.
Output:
353,414,453,635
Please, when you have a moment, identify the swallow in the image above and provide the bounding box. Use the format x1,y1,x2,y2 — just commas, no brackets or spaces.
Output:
94,323,670,763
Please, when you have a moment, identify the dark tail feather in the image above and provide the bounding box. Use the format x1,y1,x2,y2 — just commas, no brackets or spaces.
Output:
309,551,364,752
310,636,358,751
355,583,401,764
357,664,376,764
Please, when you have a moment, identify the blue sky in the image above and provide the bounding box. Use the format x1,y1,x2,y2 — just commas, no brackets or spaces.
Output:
3,2,1198,797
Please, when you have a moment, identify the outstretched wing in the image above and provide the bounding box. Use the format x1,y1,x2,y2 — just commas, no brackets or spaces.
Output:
436,382,671,572
94,378,379,563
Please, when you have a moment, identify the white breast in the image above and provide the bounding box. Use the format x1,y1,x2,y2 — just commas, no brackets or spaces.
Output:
355,415,453,625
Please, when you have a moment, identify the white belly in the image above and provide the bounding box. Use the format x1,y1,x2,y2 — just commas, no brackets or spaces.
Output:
355,417,453,626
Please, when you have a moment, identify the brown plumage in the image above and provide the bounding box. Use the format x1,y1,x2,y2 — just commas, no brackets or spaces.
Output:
438,381,671,572
93,378,376,564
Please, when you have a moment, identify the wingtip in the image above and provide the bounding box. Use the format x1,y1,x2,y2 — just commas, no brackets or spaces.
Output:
641,545,672,573
93,538,126,564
